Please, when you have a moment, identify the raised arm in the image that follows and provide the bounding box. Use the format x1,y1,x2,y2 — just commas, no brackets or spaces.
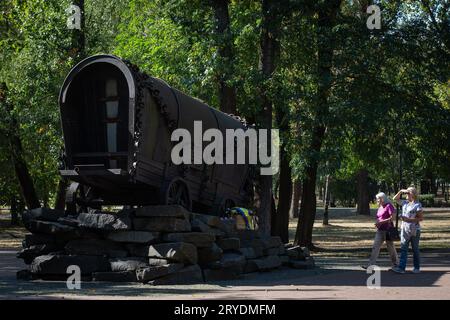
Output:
393,189,407,206
393,189,408,201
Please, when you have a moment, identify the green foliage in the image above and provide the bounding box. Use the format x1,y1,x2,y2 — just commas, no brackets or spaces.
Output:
419,194,435,207
0,0,449,210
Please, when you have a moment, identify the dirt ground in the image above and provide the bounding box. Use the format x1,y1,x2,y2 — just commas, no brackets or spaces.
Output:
0,207,449,300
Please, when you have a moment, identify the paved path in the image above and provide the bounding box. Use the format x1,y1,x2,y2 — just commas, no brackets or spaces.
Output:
1,248,449,300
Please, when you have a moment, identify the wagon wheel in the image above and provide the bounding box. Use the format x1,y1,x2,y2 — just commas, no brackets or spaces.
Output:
65,182,98,214
65,182,86,214
162,178,192,211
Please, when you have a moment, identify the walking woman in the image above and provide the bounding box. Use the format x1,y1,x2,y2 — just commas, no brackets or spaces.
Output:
391,187,424,274
364,192,399,269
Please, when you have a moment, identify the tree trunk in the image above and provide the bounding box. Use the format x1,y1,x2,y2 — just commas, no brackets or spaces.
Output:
290,180,301,218
211,0,237,115
0,83,40,210
274,89,292,242
294,0,341,248
356,169,370,215
10,140,40,209
295,163,320,247
270,194,277,236
256,0,281,237
420,180,430,194
54,178,69,210
323,175,330,225
273,150,292,243
10,196,19,226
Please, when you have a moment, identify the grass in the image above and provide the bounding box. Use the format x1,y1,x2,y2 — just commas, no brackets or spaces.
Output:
0,211,27,249
288,207,450,258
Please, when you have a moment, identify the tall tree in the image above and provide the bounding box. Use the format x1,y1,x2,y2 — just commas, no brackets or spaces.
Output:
257,0,282,236
295,0,342,247
273,98,292,242
356,169,370,215
290,180,301,219
211,0,237,114
0,83,40,209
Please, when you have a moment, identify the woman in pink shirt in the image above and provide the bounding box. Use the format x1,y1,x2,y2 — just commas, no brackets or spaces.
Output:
363,192,399,269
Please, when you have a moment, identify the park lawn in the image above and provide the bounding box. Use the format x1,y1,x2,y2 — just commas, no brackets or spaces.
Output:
0,220,27,249
288,208,450,258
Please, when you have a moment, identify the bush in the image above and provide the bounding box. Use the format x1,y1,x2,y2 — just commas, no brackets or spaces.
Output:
419,194,435,207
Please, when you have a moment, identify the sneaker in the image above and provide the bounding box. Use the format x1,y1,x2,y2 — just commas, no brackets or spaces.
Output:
361,265,368,270
391,266,405,274
412,268,421,274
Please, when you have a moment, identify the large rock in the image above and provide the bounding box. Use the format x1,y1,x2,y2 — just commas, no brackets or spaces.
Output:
219,220,237,236
22,208,65,224
245,255,281,272
241,238,264,248
198,243,223,265
92,271,137,282
133,217,191,232
17,244,61,265
23,234,57,248
107,231,160,244
126,244,147,257
264,247,281,256
220,253,246,269
65,239,127,258
57,216,80,227
243,260,259,273
109,257,148,272
148,242,197,264
191,218,226,237
289,257,315,269
135,263,184,283
286,245,306,261
207,253,246,273
261,236,282,249
191,219,213,233
148,265,204,285
24,220,77,235
191,213,221,228
240,239,264,257
77,212,132,231
257,255,282,271
162,232,215,248
207,228,226,238
217,238,240,251
148,258,172,266
239,247,257,259
128,242,197,264
236,230,261,241
135,205,190,219
279,255,290,265
30,255,110,275
302,247,311,257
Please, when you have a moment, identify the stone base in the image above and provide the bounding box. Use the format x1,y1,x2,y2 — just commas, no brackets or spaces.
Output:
18,205,314,285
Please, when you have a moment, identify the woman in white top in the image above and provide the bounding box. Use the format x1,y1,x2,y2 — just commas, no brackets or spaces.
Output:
391,187,424,274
